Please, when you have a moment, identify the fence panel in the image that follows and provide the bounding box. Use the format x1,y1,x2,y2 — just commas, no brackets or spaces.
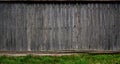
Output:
0,3,120,51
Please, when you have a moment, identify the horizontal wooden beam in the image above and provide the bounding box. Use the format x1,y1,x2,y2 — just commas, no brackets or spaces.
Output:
0,50,120,54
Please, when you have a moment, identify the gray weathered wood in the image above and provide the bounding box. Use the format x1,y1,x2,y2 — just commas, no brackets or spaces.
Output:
0,3,120,51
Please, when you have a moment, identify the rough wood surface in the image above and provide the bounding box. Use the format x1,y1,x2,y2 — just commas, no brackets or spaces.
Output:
0,3,120,51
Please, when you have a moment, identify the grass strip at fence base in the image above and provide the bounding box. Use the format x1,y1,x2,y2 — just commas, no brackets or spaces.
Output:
0,53,120,64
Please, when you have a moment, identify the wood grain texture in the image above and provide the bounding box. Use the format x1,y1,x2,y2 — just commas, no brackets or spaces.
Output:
0,3,120,51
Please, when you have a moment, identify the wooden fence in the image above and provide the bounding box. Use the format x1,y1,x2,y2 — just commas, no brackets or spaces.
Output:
0,3,120,51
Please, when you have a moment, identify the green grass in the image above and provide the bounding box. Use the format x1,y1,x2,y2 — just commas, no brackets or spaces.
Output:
0,54,120,64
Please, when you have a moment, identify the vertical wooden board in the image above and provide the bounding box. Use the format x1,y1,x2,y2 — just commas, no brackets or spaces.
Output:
71,4,76,49
56,4,61,50
48,4,53,50
2,4,15,51
66,4,70,50
46,4,51,50
30,4,38,51
98,4,105,50
69,4,73,50
64,4,69,50
37,4,44,51
85,4,90,50
76,4,82,49
55,4,60,50
102,4,110,50
29,4,35,51
90,4,96,49
80,4,88,49
60,4,64,50
52,5,57,50
9,5,14,50
0,4,5,50
116,4,120,50
87,4,91,49
42,4,45,51
26,4,33,51
34,4,44,51
111,4,120,50
107,4,114,50
61,4,65,50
